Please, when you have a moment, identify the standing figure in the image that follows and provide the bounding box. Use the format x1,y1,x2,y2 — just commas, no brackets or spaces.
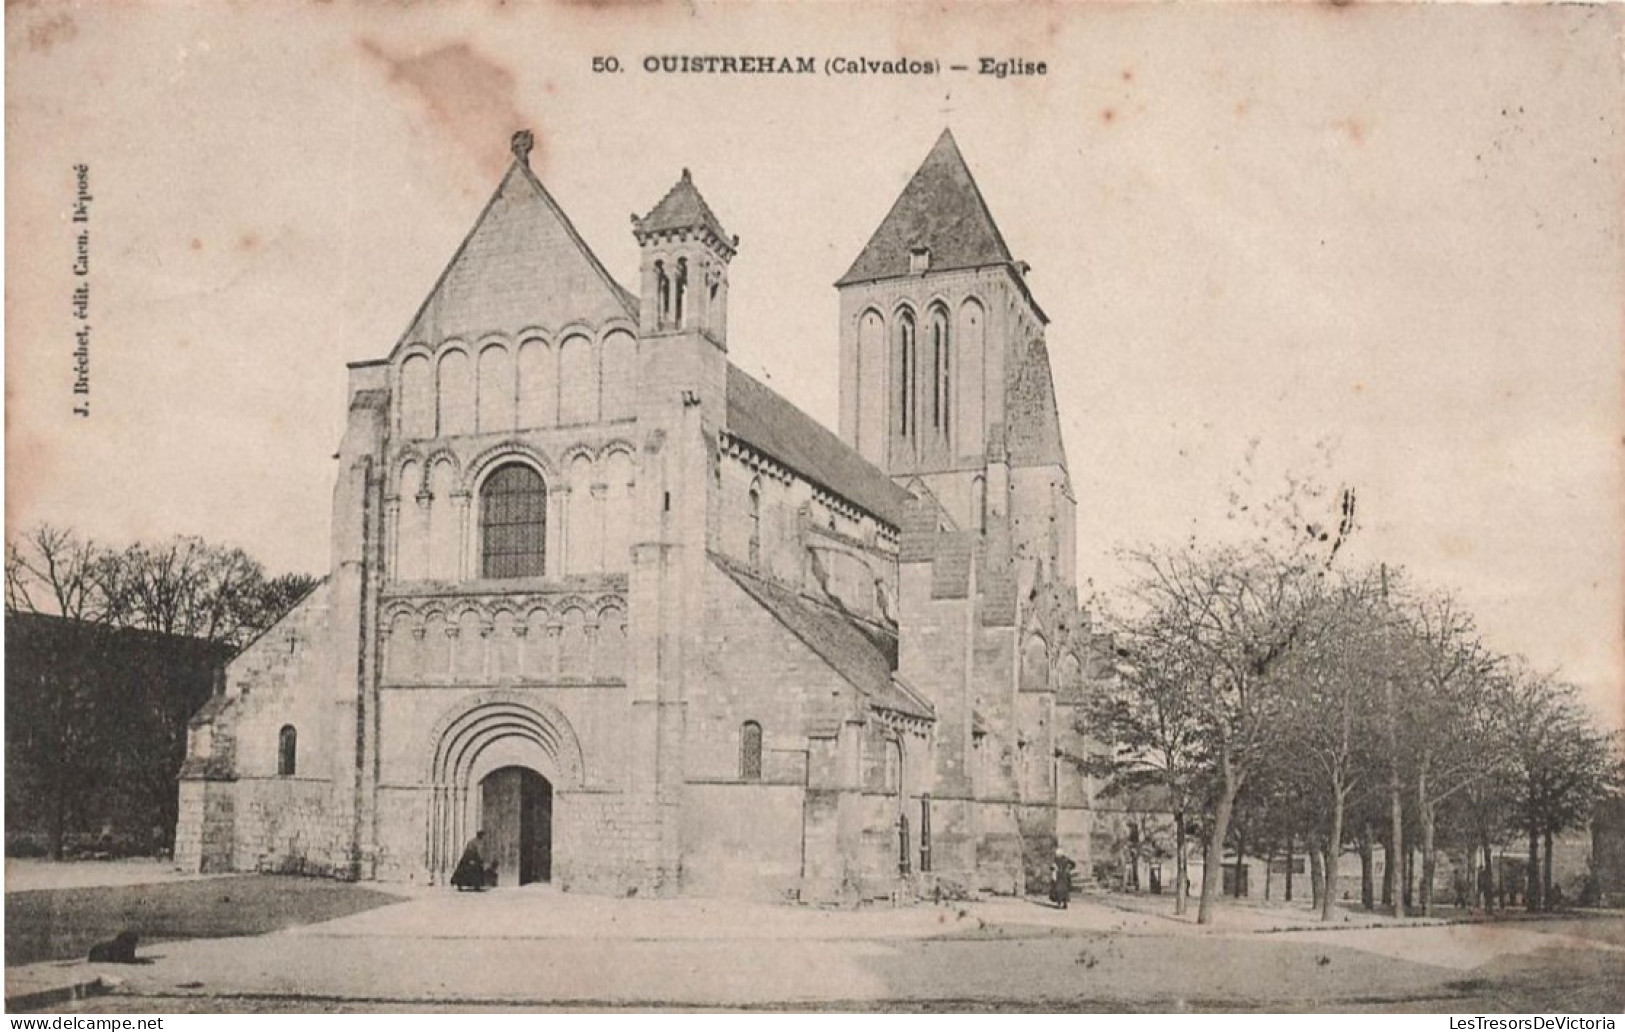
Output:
1050,848,1076,909
452,830,490,891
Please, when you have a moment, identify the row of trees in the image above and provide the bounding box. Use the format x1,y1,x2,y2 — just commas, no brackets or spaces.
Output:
6,524,317,649
1083,485,1618,924
4,524,320,858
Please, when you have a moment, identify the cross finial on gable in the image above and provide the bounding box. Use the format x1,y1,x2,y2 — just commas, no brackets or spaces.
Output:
511,129,534,167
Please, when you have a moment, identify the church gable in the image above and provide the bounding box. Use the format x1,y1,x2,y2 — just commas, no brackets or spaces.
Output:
399,147,635,350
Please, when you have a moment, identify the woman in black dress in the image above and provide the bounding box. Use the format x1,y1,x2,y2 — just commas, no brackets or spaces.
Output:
452,830,490,890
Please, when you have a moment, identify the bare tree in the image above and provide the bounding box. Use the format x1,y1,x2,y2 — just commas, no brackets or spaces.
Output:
1115,543,1325,924
99,537,271,647
5,524,108,622
1083,624,1208,915
1274,568,1388,921
1393,590,1508,916
1502,670,1612,911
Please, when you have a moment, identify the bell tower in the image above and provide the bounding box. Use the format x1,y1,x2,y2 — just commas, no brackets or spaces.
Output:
633,168,737,350
835,129,1060,543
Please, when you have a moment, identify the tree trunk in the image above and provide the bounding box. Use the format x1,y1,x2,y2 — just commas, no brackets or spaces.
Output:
1381,825,1394,909
1285,834,1294,903
1309,842,1325,911
1416,760,1436,917
1385,675,1405,918
1542,829,1555,911
1232,827,1247,899
1198,768,1238,925
1359,834,1375,911
48,785,66,861
1323,790,1345,922
1173,812,1189,917
1526,826,1541,912
1464,844,1478,910
1403,845,1415,911
1418,793,1437,917
1264,847,1273,902
1481,832,1496,915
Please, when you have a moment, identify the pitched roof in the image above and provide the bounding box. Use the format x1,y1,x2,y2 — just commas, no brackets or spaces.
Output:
713,556,933,721
836,129,1016,287
634,168,733,245
724,364,914,527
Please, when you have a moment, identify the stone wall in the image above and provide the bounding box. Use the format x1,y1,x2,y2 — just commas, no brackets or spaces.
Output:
691,565,853,782
681,783,805,899
554,790,670,895
231,777,350,876
174,780,234,874
222,583,335,781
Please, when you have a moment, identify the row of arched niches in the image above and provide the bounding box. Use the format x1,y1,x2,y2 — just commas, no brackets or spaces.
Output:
382,597,629,685
396,328,637,441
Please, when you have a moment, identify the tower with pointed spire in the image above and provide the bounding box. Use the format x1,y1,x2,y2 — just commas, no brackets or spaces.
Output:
836,131,1067,561
836,129,1089,894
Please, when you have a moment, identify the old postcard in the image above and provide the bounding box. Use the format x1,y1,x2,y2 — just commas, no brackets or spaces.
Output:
5,0,1623,1015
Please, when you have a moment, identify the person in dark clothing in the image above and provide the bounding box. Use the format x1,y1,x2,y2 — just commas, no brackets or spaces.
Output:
452,830,491,891
1049,848,1075,909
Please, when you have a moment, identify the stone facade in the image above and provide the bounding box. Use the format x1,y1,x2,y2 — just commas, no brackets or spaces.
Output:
177,129,1112,901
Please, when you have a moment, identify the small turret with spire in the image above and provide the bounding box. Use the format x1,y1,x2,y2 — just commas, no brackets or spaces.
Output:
632,168,737,347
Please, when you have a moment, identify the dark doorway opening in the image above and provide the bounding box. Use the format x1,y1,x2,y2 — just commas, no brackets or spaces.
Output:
479,766,552,886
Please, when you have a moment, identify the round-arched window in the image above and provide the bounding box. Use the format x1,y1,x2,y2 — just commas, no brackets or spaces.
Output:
481,463,547,578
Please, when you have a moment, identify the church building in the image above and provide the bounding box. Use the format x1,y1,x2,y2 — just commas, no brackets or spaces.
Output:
175,129,1112,901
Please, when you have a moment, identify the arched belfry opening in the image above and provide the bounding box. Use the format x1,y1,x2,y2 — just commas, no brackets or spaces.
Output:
424,693,584,886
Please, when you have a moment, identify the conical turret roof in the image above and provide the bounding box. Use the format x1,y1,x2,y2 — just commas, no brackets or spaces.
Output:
635,168,734,247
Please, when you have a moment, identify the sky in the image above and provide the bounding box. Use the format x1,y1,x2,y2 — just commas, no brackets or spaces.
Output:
6,1,1621,726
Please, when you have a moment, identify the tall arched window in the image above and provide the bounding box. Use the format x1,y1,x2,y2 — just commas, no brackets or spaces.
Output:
674,258,689,327
481,463,547,578
930,306,951,444
655,261,670,328
747,480,762,566
740,721,763,780
278,725,297,777
896,310,917,439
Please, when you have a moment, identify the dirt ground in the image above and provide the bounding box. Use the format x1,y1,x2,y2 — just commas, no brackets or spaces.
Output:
4,874,401,966
7,872,1621,1013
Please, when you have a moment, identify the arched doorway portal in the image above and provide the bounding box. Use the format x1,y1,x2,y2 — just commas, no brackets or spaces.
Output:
423,692,584,886
481,766,552,886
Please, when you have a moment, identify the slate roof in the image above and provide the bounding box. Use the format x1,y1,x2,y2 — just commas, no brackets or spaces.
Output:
837,129,1017,287
725,365,914,528
713,556,933,721
635,168,733,244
